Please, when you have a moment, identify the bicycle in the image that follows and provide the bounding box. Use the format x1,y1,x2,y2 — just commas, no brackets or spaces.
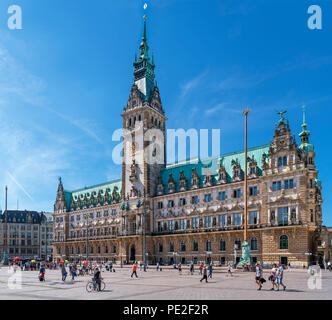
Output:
86,278,105,292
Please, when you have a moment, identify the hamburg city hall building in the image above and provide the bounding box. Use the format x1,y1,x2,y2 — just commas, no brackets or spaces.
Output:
53,14,326,268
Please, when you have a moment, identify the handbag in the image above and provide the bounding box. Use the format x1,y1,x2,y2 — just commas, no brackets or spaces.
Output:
260,277,266,283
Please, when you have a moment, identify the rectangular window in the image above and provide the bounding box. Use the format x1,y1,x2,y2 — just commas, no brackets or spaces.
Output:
284,180,289,189
219,215,226,227
179,198,186,206
191,196,198,204
277,181,282,190
289,179,293,189
205,216,212,228
193,240,198,252
278,207,288,225
180,219,186,230
192,217,199,229
158,201,163,209
273,182,277,191
249,186,258,196
249,211,258,225
204,194,212,202
169,220,174,231
218,191,226,200
168,200,174,208
233,213,242,226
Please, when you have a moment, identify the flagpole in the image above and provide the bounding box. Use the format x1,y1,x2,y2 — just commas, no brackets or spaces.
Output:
243,109,250,241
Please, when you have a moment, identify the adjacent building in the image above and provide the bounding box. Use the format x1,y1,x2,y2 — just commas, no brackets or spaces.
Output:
0,210,53,261
53,15,326,267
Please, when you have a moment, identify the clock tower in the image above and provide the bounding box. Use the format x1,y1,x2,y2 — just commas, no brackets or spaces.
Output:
121,15,167,201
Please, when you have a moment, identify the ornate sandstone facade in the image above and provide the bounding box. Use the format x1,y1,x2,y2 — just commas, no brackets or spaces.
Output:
53,17,325,267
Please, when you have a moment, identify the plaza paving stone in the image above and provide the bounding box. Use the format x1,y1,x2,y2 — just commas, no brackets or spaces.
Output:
0,266,330,300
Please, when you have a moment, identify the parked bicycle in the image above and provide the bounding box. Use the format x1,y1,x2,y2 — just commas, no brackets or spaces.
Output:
86,278,105,292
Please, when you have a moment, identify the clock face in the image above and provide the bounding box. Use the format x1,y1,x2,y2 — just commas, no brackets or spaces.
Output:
279,140,284,145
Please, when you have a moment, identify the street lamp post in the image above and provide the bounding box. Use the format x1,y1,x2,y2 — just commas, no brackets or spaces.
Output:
143,189,147,272
2,186,9,265
237,108,251,269
84,213,89,261
45,221,48,262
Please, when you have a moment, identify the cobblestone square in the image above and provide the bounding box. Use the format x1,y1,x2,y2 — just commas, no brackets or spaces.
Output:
0,266,330,300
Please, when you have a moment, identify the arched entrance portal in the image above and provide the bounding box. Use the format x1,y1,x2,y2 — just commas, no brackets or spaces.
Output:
130,246,136,262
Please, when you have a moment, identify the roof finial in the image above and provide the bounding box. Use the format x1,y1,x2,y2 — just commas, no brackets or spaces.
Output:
302,105,306,125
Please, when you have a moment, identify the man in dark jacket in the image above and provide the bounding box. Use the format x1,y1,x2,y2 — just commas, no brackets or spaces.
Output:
93,267,101,291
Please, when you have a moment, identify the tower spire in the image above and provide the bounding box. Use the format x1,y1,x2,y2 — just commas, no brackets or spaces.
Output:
133,1,156,102
299,105,314,152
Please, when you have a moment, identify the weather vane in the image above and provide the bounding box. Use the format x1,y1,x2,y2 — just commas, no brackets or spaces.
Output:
277,110,287,124
143,2,147,19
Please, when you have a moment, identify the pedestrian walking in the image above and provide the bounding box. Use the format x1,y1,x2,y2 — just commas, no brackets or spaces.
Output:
199,263,203,275
178,263,182,275
302,263,306,269
71,264,77,281
269,263,277,290
276,263,286,291
208,263,213,279
288,263,291,272
200,265,208,283
109,262,113,272
39,264,46,282
131,261,138,278
61,264,67,282
156,262,160,271
227,263,232,277
255,262,263,290
139,261,143,271
189,263,194,275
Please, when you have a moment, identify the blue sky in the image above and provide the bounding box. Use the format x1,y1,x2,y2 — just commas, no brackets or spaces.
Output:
0,0,331,225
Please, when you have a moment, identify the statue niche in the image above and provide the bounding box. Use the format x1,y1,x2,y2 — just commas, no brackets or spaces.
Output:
129,160,139,183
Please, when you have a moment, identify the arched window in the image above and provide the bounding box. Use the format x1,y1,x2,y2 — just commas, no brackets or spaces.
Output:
235,238,241,250
278,157,282,167
219,239,226,251
280,235,288,249
251,238,258,251
193,240,198,251
206,240,212,252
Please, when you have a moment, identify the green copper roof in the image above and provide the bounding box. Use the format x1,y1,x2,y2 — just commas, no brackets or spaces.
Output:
299,106,314,153
64,179,122,211
160,144,269,193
